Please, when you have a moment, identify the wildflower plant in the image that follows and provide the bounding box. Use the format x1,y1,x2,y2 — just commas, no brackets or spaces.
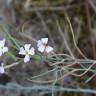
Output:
0,15,96,96
0,31,96,95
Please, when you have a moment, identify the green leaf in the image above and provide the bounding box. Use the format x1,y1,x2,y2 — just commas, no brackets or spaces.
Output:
31,55,42,61
6,52,17,61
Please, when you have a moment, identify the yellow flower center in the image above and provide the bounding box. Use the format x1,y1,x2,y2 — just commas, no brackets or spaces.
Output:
25,51,29,55
0,45,4,49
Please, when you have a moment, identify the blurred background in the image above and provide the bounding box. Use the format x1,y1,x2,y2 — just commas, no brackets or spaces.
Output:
0,0,96,96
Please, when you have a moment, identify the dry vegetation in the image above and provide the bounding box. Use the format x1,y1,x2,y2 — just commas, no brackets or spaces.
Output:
0,0,96,96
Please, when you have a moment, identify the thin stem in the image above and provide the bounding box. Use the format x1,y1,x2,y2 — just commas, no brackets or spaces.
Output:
65,13,87,59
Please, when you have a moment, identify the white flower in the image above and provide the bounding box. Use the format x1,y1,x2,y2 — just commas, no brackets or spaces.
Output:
37,38,53,53
0,63,5,74
19,44,35,63
0,39,8,56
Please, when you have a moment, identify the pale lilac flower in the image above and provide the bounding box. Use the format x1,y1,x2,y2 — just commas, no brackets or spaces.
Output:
19,44,35,63
37,38,53,53
0,63,5,74
0,39,8,56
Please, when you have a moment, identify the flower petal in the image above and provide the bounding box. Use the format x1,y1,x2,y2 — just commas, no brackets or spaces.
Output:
0,51,3,56
29,47,35,55
24,44,31,50
0,39,5,46
0,63,5,74
19,47,25,55
38,45,45,53
41,38,48,45
24,55,30,63
37,40,42,47
0,67,5,74
2,47,8,53
45,46,53,53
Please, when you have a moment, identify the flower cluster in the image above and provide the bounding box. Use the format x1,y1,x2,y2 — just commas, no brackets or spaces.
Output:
37,38,53,53
0,38,53,74
19,38,53,63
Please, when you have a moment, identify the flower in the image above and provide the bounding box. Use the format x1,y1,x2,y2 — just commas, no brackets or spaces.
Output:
37,38,53,53
19,44,35,63
0,39,8,56
0,63,5,74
